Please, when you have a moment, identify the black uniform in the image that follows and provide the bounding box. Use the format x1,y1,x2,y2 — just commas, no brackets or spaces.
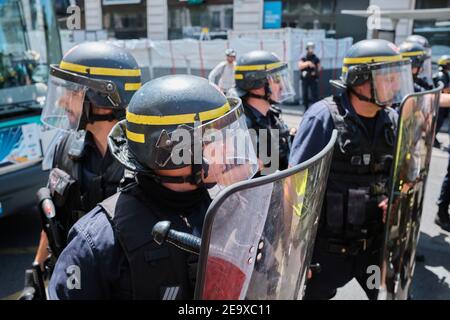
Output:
435,69,450,223
300,53,320,109
434,70,450,135
301,95,397,300
243,101,291,172
48,130,124,242
48,174,211,299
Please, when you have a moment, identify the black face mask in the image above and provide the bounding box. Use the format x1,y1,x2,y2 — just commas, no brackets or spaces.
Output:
136,173,210,212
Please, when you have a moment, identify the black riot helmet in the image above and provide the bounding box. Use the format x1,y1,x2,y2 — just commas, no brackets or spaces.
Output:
41,42,141,131
108,75,258,188
405,35,432,84
331,39,414,107
405,35,430,51
399,41,428,79
438,55,450,70
232,50,295,103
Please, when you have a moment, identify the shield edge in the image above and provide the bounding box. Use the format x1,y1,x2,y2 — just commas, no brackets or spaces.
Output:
194,129,338,299
378,83,443,300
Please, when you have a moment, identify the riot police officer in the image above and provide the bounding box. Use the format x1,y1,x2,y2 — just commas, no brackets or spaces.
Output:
48,75,258,299
399,41,431,92
299,41,321,110
435,55,450,90
404,35,433,88
231,50,295,173
33,42,141,272
290,39,414,300
436,55,450,231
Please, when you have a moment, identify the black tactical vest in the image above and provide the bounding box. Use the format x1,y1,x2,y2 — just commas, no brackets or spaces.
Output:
99,183,205,299
49,130,124,235
320,96,397,239
243,103,291,171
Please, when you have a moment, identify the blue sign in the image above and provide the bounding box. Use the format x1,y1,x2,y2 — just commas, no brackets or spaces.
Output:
264,1,282,29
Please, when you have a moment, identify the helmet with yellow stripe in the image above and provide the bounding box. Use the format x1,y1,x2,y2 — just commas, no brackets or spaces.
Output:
438,55,450,69
332,39,414,107
399,41,428,70
41,42,141,131
233,50,295,103
108,75,258,187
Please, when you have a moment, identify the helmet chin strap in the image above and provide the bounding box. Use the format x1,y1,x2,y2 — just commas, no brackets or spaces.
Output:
88,113,117,123
247,82,277,104
143,161,213,188
79,101,121,130
349,82,387,108
413,62,424,81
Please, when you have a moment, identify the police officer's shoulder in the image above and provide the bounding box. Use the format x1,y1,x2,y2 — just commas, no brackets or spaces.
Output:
68,204,116,250
303,97,335,122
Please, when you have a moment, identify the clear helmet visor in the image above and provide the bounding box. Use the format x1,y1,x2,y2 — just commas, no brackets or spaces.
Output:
418,56,432,85
267,68,295,103
371,61,414,106
41,75,86,131
201,102,259,189
161,98,258,189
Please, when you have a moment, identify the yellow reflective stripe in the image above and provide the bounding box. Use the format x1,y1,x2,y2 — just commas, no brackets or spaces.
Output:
126,129,145,143
401,51,425,57
393,116,403,191
127,102,230,126
293,168,308,217
60,61,141,77
235,62,283,71
343,55,402,64
125,82,141,91
235,73,244,80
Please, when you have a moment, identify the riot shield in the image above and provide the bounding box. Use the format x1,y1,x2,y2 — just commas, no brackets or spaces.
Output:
194,130,337,300
379,86,442,300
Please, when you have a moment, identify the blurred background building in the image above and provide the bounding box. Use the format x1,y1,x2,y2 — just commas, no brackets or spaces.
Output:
54,0,449,46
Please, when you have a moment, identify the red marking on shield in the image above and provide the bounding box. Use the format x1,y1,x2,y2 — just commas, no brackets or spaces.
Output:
202,256,246,300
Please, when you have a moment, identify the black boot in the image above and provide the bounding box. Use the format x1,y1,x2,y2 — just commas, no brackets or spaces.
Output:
435,207,450,232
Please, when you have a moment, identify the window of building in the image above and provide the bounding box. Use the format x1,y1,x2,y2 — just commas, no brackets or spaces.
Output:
102,2,147,39
413,0,450,65
168,0,233,40
279,0,337,33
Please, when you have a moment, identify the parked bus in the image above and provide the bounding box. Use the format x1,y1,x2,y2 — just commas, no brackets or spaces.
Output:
0,0,62,218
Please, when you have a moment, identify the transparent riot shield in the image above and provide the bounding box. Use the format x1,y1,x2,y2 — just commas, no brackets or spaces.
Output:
194,130,337,300
379,86,442,300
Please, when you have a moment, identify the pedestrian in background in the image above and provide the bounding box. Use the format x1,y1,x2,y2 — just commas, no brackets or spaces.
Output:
208,48,236,95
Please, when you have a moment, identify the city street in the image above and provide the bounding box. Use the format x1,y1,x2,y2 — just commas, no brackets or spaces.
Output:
0,109,449,300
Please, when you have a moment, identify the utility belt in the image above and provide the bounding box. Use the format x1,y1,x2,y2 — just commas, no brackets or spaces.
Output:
316,235,381,256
